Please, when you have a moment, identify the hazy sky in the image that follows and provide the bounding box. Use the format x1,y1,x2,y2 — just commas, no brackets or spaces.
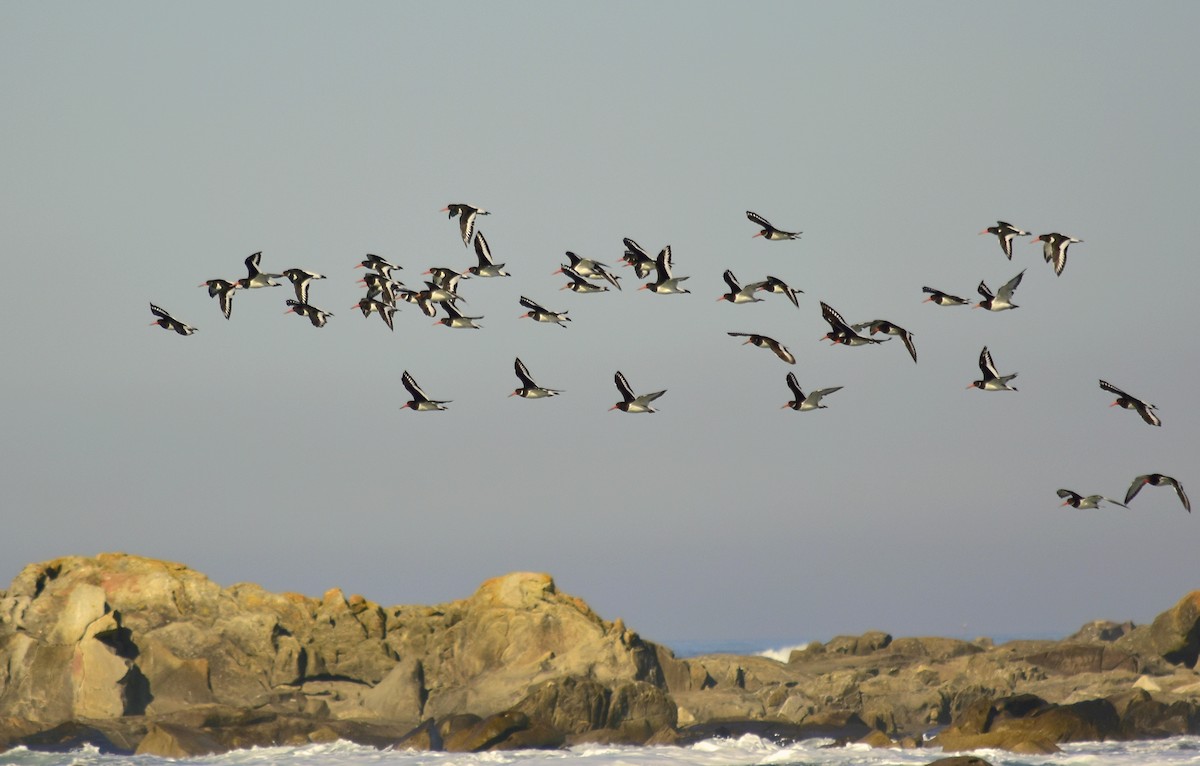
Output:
4,3,1199,650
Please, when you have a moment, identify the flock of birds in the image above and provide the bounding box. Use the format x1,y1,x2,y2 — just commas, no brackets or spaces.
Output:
147,208,1188,515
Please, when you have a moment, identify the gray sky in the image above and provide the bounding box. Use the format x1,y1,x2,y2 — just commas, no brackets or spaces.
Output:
4,2,1198,649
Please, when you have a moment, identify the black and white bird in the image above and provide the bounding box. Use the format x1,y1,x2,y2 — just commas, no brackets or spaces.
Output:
519,296,570,327
718,270,765,304
353,297,397,331
284,299,333,328
358,272,401,306
610,371,666,413
356,253,400,279
969,346,1018,391
746,210,802,240
442,203,489,247
620,238,658,279
1033,232,1082,277
922,286,970,306
1125,474,1190,512
199,278,238,320
727,332,796,364
401,370,450,411
974,269,1025,312
851,320,917,362
560,265,610,293
782,372,842,412
434,302,483,329
236,251,283,289
510,358,563,399
424,267,468,294
281,268,327,304
980,221,1031,260
149,303,197,335
639,246,690,294
759,275,803,308
1099,380,1161,427
1057,489,1128,509
465,232,511,278
556,252,621,290
820,302,884,346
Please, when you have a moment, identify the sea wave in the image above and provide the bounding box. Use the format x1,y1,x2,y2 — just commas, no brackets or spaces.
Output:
5,736,1200,766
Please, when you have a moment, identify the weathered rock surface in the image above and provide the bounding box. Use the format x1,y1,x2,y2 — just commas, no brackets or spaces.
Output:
3,555,1200,755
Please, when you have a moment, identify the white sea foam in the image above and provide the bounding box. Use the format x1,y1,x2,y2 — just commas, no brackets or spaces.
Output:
4,736,1200,766
753,643,810,663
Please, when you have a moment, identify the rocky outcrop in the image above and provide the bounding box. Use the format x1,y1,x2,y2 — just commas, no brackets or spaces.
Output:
4,554,1200,756
0,555,668,754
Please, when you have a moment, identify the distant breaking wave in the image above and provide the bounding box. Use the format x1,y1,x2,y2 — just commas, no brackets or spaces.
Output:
754,643,810,662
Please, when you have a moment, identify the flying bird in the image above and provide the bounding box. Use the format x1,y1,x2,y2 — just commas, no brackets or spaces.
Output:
1033,232,1082,277
149,303,197,335
610,371,667,413
510,358,563,399
782,372,842,412
851,320,917,362
1125,474,1190,512
519,296,570,327
236,251,283,289
980,221,1031,260
356,253,400,279
746,210,801,240
434,302,483,329
556,252,621,289
758,275,803,308
1057,489,1128,509
639,246,690,294
281,268,327,304
969,346,1018,391
353,297,397,331
922,286,970,306
718,270,765,304
284,299,333,328
401,370,450,411
974,269,1025,312
620,238,657,279
442,203,489,247
465,232,510,277
727,332,796,365
358,272,401,306
424,267,468,293
820,302,884,346
199,278,238,320
1099,380,1161,427
560,265,610,293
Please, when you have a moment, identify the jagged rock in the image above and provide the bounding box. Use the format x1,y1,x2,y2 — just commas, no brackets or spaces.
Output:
1020,643,1139,675
512,676,608,733
886,637,983,661
1117,591,1200,667
360,657,425,724
1071,620,1136,643
936,694,1119,752
6,554,1200,755
136,722,224,757
925,758,995,766
826,631,892,656
443,710,530,752
393,718,442,750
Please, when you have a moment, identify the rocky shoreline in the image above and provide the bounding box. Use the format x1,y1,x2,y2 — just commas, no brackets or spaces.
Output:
2,554,1200,757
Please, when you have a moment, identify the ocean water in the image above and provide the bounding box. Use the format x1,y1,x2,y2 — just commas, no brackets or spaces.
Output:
3,735,1200,766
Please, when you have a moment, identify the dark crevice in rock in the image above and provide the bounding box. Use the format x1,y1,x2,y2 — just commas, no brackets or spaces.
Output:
33,565,62,599
119,664,152,716
94,614,139,661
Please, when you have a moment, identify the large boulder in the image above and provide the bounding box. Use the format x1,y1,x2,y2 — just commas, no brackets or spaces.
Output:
1117,591,1200,668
